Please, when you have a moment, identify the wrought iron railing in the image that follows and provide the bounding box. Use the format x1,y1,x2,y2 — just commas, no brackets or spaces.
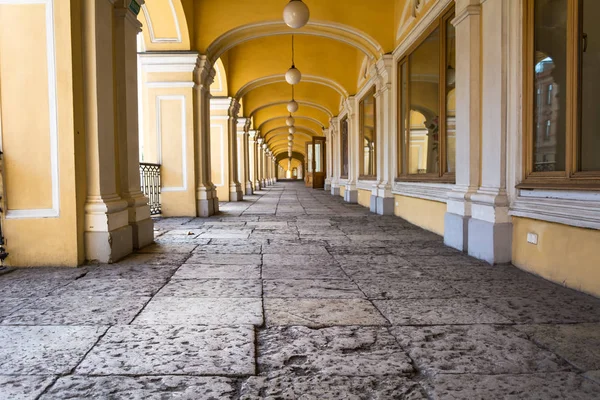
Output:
140,162,161,215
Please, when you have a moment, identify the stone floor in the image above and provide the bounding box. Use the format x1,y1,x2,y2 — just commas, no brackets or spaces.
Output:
1,182,600,399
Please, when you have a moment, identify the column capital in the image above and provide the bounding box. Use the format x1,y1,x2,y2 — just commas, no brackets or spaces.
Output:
453,3,481,27
228,97,241,119
195,55,216,88
248,130,258,139
237,117,248,134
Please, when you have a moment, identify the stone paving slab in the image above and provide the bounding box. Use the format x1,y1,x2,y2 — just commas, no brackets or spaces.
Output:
262,244,330,255
52,278,166,297
153,236,211,245
41,376,238,400
374,298,513,325
157,279,262,298
173,264,261,280
356,279,460,299
263,254,336,267
448,277,569,298
391,325,573,375
0,278,71,298
2,296,150,325
76,325,255,376
187,253,262,265
0,267,89,281
0,326,107,374
115,252,190,266
326,246,392,255
0,297,32,320
515,323,600,370
209,238,269,246
133,297,263,325
263,279,364,298
421,264,532,281
240,374,427,399
262,263,348,280
341,263,428,280
265,298,388,327
192,244,262,254
137,243,199,253
258,326,414,376
0,375,56,400
422,372,600,399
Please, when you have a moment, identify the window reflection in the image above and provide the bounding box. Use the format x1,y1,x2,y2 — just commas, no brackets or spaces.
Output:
360,91,376,177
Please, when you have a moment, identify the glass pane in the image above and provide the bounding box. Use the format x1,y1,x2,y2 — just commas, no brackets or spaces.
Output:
314,143,322,172
446,16,456,173
580,0,600,171
361,92,376,176
400,62,408,174
533,0,567,172
307,144,313,173
341,118,349,177
409,27,440,174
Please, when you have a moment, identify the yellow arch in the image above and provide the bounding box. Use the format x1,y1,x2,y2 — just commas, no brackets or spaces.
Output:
138,0,191,51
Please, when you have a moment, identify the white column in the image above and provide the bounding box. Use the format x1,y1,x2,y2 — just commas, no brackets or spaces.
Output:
83,0,132,263
243,120,254,195
373,55,395,215
257,138,265,187
343,97,359,203
444,0,482,251
113,0,153,249
227,99,244,201
468,0,512,264
194,57,219,216
324,124,333,191
249,131,260,190
329,117,341,195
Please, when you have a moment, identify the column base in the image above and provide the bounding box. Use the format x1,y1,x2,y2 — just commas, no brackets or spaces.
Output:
255,181,262,191
444,213,470,252
85,225,133,264
229,189,244,202
131,217,154,249
468,218,513,265
344,189,358,203
331,187,340,196
375,196,394,215
324,183,331,191
245,182,254,196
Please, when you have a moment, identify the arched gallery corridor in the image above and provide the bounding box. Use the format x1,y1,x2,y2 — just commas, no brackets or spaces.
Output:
0,182,599,398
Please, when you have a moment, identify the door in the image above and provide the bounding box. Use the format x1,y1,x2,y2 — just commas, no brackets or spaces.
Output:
312,136,326,189
305,142,313,187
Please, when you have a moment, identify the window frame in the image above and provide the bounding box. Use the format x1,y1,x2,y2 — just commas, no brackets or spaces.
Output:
340,115,349,179
359,86,377,180
396,4,456,183
521,0,600,189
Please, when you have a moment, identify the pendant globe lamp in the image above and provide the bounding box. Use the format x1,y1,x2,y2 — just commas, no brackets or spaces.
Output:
283,0,310,29
289,126,296,134
285,35,302,85
286,114,295,126
288,134,294,141
287,85,299,113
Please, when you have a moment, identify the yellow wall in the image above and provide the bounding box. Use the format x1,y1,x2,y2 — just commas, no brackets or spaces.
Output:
394,195,445,236
210,118,230,201
513,217,600,297
0,0,81,266
339,185,346,198
358,189,371,208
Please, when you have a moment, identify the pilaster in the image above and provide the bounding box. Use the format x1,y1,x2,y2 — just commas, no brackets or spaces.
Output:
194,56,219,216
329,117,340,196
83,0,132,262
468,0,512,264
444,0,482,251
227,99,244,201
250,131,260,190
343,96,358,203
324,125,333,191
242,120,254,195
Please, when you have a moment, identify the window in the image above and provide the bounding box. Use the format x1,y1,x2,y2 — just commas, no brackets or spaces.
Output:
397,5,455,181
340,116,349,178
359,88,376,178
523,0,600,188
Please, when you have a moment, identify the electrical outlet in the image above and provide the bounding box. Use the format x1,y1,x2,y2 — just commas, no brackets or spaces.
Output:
527,232,538,245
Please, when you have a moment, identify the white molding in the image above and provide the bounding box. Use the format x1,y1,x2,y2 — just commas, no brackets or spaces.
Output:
3,0,59,219
156,95,187,192
510,195,600,230
141,0,182,44
392,181,455,203
138,53,198,73
146,81,194,89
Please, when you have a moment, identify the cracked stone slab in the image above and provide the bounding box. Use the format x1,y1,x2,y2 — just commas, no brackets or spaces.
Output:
240,374,427,399
173,264,260,280
264,298,388,327
422,373,600,400
133,297,263,325
388,244,460,257
584,370,600,385
0,326,107,374
163,229,206,236
262,264,348,280
246,222,290,229
258,326,413,376
2,296,150,325
193,244,262,254
115,253,190,266
391,325,572,375
374,299,512,325
157,279,262,298
198,231,251,239
356,279,460,299
77,325,255,376
421,264,532,281
263,254,336,267
326,246,391,256
405,255,486,267
209,238,269,246
334,255,413,267
0,376,56,400
262,244,330,255
154,236,210,245
0,278,71,298
448,278,569,298
84,264,179,280
515,323,600,370
479,295,600,324
0,297,32,319
0,267,89,281
341,264,428,280
41,376,238,400
137,243,198,253
186,253,261,265
52,278,166,297
263,279,364,298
